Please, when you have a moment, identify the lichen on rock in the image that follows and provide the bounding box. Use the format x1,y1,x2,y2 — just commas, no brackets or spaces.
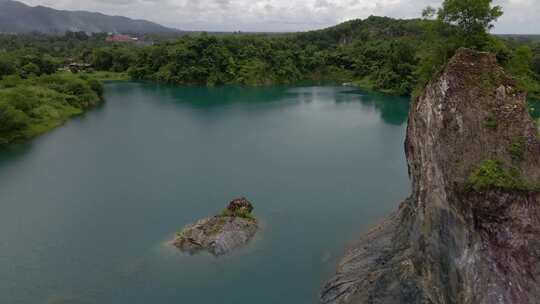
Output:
173,197,258,256
321,48,540,304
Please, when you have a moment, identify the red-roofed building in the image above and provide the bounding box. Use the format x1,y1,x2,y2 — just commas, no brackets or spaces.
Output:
105,34,138,43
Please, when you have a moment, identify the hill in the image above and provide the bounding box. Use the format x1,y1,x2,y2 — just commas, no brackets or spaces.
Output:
0,0,179,34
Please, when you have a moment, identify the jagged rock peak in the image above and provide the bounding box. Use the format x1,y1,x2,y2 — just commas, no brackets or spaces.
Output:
321,48,540,304
406,47,540,194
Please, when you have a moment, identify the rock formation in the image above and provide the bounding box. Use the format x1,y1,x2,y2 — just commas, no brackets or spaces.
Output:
173,197,258,256
321,48,540,304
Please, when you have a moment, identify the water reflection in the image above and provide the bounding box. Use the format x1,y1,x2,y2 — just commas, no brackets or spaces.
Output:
340,89,410,125
131,83,412,126
138,83,295,107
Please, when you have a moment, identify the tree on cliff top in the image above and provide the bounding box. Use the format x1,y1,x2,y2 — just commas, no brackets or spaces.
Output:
415,0,504,97
425,0,503,49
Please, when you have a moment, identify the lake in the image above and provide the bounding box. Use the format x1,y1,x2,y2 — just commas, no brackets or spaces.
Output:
0,83,411,304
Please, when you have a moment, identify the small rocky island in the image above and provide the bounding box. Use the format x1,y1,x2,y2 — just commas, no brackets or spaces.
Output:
173,197,258,256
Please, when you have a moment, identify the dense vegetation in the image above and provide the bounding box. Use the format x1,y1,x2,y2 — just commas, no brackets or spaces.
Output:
85,15,540,98
0,39,104,145
1,0,539,146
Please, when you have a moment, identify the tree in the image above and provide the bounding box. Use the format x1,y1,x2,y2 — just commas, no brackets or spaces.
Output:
437,0,503,49
533,54,540,75
20,63,40,78
0,101,28,133
91,48,114,70
422,6,437,19
0,56,16,78
510,45,534,76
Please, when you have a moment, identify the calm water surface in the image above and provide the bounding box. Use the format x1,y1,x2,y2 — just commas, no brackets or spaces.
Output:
0,83,411,304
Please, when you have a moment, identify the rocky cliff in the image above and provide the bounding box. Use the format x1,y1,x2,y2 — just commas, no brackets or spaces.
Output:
321,48,540,304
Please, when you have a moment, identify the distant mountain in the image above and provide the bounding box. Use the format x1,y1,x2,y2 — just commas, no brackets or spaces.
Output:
0,0,179,34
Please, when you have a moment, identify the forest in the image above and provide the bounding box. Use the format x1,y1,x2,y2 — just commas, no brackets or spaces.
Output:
0,33,105,145
1,4,540,145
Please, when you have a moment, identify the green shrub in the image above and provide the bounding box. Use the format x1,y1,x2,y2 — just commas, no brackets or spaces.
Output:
484,116,498,130
509,138,525,161
87,79,103,98
20,63,40,78
0,101,29,133
220,208,256,222
0,72,103,145
467,159,534,191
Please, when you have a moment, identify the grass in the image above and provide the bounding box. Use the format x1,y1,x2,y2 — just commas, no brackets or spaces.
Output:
220,208,256,222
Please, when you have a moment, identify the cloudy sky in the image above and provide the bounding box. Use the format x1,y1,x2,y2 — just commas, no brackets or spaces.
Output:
16,0,540,34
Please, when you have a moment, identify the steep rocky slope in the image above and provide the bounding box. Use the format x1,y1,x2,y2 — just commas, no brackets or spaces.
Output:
321,48,540,304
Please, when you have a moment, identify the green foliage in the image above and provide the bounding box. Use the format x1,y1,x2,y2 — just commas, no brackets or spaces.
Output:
20,63,40,78
0,101,28,134
437,0,503,49
0,73,103,145
484,115,498,130
0,56,16,78
509,45,534,75
509,138,525,161
467,160,526,191
1,8,540,101
533,55,540,75
87,79,104,98
414,0,505,96
220,208,256,222
91,48,114,70
503,45,540,99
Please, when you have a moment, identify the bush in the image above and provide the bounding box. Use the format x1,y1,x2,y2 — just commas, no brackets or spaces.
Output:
0,101,28,133
0,57,16,78
509,138,524,161
0,72,103,145
20,63,40,78
467,159,529,191
87,79,103,98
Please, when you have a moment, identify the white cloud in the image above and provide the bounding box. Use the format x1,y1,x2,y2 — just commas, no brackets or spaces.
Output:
16,0,540,33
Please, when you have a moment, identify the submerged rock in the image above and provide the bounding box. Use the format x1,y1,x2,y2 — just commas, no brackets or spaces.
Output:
321,48,540,304
173,198,258,256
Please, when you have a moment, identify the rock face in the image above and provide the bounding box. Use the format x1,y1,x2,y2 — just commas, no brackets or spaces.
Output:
321,48,540,304
173,198,258,256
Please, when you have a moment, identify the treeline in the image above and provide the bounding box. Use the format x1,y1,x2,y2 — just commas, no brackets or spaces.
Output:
0,43,104,145
0,75,103,145
0,31,110,145
81,16,540,98
2,16,539,99
84,17,426,95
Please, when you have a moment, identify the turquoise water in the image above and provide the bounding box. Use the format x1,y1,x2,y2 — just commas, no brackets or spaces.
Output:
0,83,410,304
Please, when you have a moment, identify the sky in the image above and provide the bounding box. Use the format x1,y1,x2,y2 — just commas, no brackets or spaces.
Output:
16,0,540,34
